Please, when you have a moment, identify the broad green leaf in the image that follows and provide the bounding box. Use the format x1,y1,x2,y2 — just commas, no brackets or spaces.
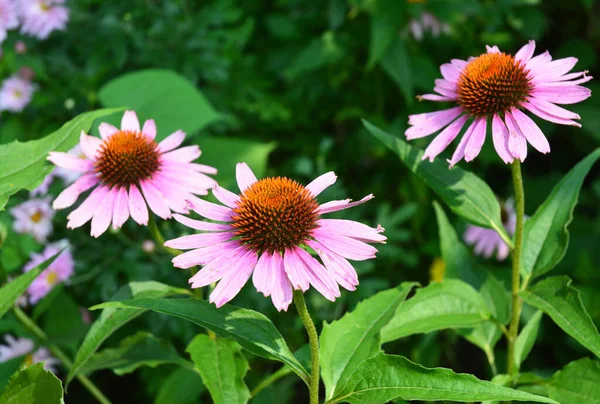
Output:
521,149,600,279
91,297,310,385
67,281,190,386
0,108,123,210
0,252,61,319
328,353,558,404
0,363,63,403
98,69,219,141
154,367,205,404
0,357,23,392
320,283,417,400
381,36,413,105
363,120,507,238
284,32,343,79
548,358,600,404
381,280,492,343
187,335,250,404
367,0,406,69
80,331,192,376
514,310,543,371
520,276,600,358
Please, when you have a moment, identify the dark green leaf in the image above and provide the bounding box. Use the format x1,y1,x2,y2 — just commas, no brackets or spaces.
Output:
0,357,24,392
514,311,543,371
0,363,63,403
367,0,406,69
548,358,600,404
154,367,205,404
381,37,413,105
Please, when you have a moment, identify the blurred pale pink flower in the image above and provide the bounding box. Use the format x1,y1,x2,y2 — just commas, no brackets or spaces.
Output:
53,144,85,184
30,172,54,196
0,335,59,373
18,0,68,40
9,196,54,242
165,163,386,311
407,12,450,41
24,240,74,304
406,40,592,166
0,0,18,43
142,240,155,253
464,200,517,261
0,74,36,112
48,110,217,237
14,40,27,53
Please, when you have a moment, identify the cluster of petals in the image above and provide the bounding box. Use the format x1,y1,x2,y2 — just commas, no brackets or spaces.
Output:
464,200,517,261
165,163,386,311
0,74,36,112
0,335,58,373
48,111,216,237
407,40,592,166
0,0,19,43
18,0,68,40
406,12,450,42
24,240,74,304
9,196,54,242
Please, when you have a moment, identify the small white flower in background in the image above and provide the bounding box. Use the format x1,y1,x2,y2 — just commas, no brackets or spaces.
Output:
9,196,55,243
0,335,59,373
18,0,69,40
53,144,85,184
24,239,74,305
30,172,54,197
0,74,36,112
142,240,155,253
0,0,18,44
464,200,518,261
406,12,450,42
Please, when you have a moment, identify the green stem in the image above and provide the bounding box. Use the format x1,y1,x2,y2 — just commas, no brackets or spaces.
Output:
250,365,292,397
148,215,180,256
13,306,111,404
507,160,525,377
294,291,320,404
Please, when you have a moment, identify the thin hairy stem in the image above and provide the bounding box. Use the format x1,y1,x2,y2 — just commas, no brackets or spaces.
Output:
294,291,320,404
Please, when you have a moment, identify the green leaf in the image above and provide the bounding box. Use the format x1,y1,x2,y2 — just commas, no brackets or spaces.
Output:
284,32,343,79
91,297,310,385
381,280,492,343
320,283,417,400
67,281,190,386
0,363,64,404
521,149,600,279
548,358,600,404
154,367,205,404
80,331,192,376
367,0,406,69
98,69,220,141
363,120,508,239
514,311,543,371
381,36,413,105
0,357,24,392
187,335,250,404
0,252,61,319
520,276,600,358
0,108,123,210
328,353,558,404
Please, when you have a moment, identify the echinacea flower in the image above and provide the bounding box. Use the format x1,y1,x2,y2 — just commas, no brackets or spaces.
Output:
9,197,54,242
0,0,19,43
0,74,36,112
48,110,217,237
18,0,68,40
464,200,517,261
24,240,74,304
165,163,386,311
407,40,592,166
0,335,59,373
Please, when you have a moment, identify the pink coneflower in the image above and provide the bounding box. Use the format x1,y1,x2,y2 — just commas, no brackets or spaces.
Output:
48,110,217,237
0,335,59,373
0,74,36,112
464,200,516,261
24,240,74,304
407,40,592,166
9,197,54,242
0,0,18,43
18,0,68,40
165,163,386,311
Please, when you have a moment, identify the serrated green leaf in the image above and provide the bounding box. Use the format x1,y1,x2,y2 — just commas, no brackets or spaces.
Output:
98,69,219,141
381,280,492,343
187,335,250,404
0,108,123,210
521,149,600,279
520,277,600,358
320,283,417,400
328,353,558,404
548,358,600,404
0,363,63,404
91,297,310,386
363,120,508,239
514,310,543,371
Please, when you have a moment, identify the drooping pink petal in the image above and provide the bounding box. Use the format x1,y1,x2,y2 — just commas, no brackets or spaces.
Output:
140,180,171,219
236,162,258,192
186,196,232,222
318,194,374,214
164,232,234,250
209,250,258,308
150,175,190,213
98,123,119,140
531,85,592,105
419,94,456,102
294,247,340,301
406,107,463,140
283,248,310,292
491,114,513,164
508,108,550,154
268,252,293,312
53,173,98,209
464,117,487,162
47,152,93,172
161,146,201,163
504,114,528,162
79,132,102,161
531,57,578,82
422,115,469,162
212,185,240,208
312,230,378,261
440,63,462,83
121,110,140,133
142,119,157,140
306,240,358,291
316,219,387,243
252,252,272,296
521,100,580,127
172,214,232,232
306,172,337,197
128,185,149,225
447,118,477,167
188,244,246,286
112,187,130,229
515,40,535,64
174,241,239,269
90,187,117,237
66,186,109,229
190,163,218,175
157,130,185,153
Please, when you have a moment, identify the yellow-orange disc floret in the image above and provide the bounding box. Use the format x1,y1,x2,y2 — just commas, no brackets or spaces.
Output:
94,131,160,188
231,177,319,253
457,52,532,117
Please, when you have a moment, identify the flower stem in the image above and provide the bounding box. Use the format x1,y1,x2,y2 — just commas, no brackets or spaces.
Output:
13,306,111,404
250,365,292,397
294,290,320,404
147,215,180,256
507,160,525,377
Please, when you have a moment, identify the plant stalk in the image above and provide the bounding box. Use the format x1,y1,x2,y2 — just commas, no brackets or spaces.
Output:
294,290,320,404
147,215,180,256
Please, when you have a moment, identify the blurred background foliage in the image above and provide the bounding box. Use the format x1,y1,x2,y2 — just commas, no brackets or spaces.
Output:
1,0,599,402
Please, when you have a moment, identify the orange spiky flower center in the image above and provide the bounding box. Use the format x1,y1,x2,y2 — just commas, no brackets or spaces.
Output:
457,52,532,117
231,177,319,253
94,131,160,188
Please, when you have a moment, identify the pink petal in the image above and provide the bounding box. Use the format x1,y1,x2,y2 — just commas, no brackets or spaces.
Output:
174,241,239,269
53,173,98,209
451,59,468,68
532,57,578,82
142,119,157,140
515,40,535,64
318,194,374,214
464,117,487,162
294,247,340,301
188,244,246,286
157,130,185,153
316,219,386,243
419,94,456,102
79,132,102,161
236,162,258,192
140,180,171,219
121,110,140,133
447,118,477,168
306,172,337,197
508,108,550,154
66,186,109,229
504,114,528,162
186,196,232,222
209,250,258,308
252,251,272,296
90,187,117,237
525,51,552,73
164,232,234,250
522,100,580,127
212,185,240,208
283,248,310,292
486,45,500,53
406,107,463,140
525,98,580,120
172,214,232,232
112,187,130,229
98,123,119,140
440,63,461,82
128,185,149,225
268,252,293,312
491,114,513,164
312,230,378,261
161,146,200,163
306,240,358,291
190,163,218,175
47,152,93,172
150,175,189,214
422,115,469,162
532,85,592,105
